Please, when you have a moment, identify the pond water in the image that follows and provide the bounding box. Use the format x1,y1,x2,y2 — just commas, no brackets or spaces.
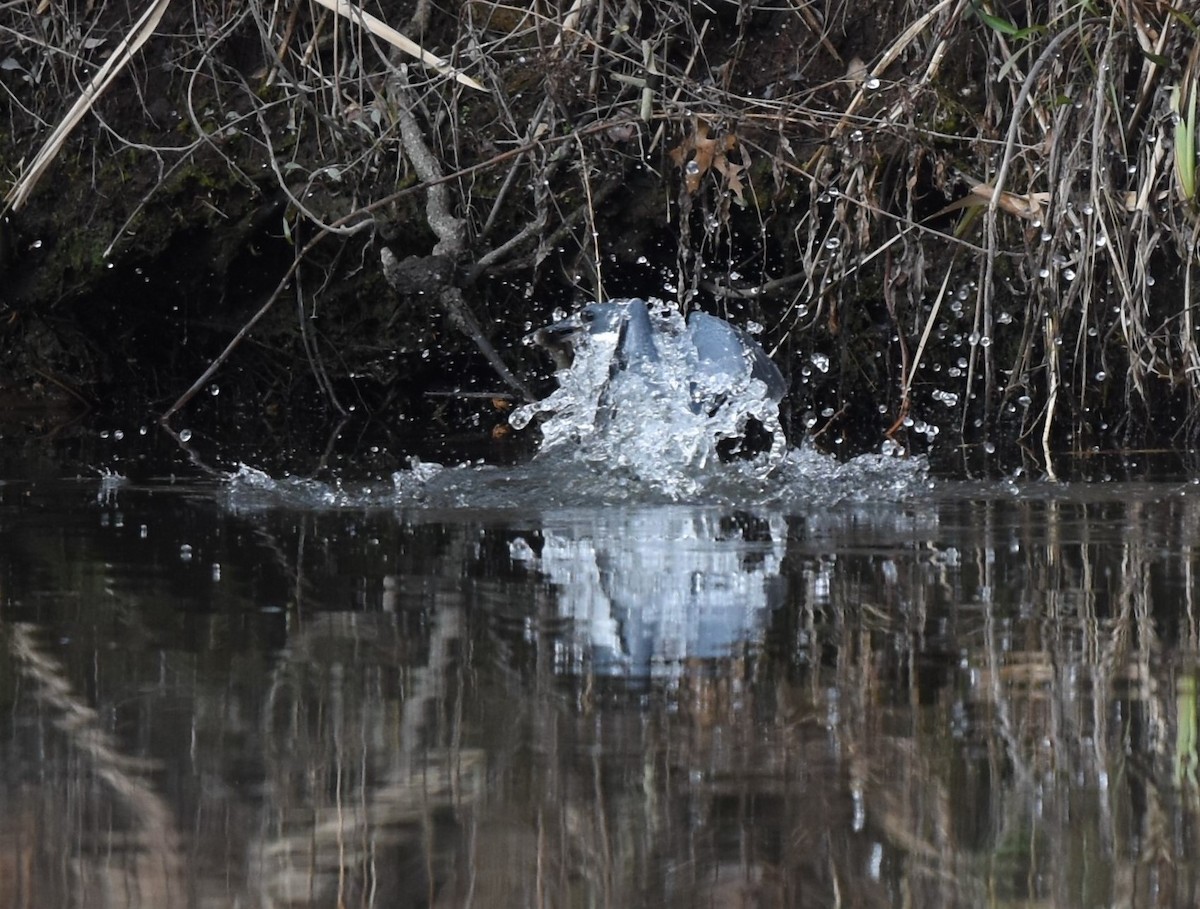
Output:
2,442,1200,908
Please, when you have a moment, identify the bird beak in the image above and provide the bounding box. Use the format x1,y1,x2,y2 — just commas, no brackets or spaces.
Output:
525,313,587,370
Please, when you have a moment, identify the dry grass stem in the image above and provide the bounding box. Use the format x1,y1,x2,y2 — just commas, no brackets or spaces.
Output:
4,0,174,211
307,0,486,91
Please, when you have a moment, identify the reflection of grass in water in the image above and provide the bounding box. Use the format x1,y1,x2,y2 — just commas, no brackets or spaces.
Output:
990,820,1050,902
1176,674,1199,789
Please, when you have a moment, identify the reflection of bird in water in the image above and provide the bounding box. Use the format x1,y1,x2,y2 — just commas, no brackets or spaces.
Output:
517,509,789,680
528,298,787,459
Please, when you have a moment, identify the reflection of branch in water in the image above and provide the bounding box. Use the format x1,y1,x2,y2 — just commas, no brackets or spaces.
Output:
9,624,183,907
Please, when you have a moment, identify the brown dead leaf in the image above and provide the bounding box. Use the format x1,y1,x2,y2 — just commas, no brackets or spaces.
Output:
711,155,747,206
967,181,1050,221
668,119,741,197
929,179,1051,224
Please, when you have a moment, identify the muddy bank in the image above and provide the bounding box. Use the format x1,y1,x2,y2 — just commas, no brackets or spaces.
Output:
2,0,1198,472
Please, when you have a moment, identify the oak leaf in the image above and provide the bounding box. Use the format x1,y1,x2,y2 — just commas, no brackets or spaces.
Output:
669,119,740,197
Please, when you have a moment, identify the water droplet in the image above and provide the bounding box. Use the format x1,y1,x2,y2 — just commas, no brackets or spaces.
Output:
211,563,221,581
30,239,42,249
1038,268,1050,279
850,129,864,142
998,312,1013,324
811,353,830,373
1094,370,1106,380
1082,203,1094,215
968,331,981,346
179,429,193,442
984,442,996,454
209,385,220,396
113,430,124,441
979,336,992,347
1095,235,1107,247
865,76,881,90
685,160,701,176
824,237,841,250
1017,395,1032,406
1063,268,1077,281
1041,232,1052,243
1146,275,1156,286
180,544,193,562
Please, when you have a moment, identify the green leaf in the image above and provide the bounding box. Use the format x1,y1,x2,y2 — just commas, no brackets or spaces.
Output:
1172,84,1197,203
974,7,1022,35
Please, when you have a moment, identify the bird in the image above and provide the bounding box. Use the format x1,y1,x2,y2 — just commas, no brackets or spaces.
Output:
529,298,659,373
526,298,787,460
530,299,784,400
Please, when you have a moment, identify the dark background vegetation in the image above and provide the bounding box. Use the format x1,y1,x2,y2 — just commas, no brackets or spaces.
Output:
3,0,1200,473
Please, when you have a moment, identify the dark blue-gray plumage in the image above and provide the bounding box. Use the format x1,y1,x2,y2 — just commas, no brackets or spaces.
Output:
686,311,787,405
531,299,784,402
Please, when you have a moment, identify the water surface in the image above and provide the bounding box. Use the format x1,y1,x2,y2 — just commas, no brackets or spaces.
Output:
2,469,1199,907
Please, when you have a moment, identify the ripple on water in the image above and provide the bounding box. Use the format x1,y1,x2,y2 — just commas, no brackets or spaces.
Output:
222,447,928,512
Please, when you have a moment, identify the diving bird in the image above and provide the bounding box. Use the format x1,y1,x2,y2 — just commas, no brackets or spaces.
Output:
526,299,788,460
530,298,786,407
530,298,660,374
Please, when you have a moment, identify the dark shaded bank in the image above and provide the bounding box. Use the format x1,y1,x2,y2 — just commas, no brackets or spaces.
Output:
3,0,1200,473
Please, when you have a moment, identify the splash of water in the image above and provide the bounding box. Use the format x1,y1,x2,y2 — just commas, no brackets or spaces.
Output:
510,302,787,497
222,300,927,511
